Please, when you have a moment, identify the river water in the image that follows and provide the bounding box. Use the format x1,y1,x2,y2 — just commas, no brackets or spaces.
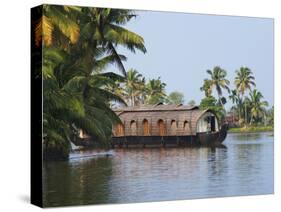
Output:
43,132,274,207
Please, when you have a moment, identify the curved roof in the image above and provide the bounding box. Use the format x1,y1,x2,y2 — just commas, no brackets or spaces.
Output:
113,103,199,112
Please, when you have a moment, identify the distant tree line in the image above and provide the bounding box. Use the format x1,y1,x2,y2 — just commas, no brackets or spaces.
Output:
199,66,273,127
107,68,194,107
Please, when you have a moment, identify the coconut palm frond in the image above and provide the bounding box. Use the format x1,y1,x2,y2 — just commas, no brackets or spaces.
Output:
45,5,80,44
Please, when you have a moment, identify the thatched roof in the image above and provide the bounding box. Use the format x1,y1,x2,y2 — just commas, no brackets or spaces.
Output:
113,103,217,136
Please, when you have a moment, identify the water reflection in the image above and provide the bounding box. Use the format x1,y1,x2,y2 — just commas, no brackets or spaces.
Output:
43,132,273,207
43,157,113,207
234,132,262,141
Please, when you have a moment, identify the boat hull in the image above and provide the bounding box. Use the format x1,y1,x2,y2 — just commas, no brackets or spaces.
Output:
111,124,228,148
111,135,199,148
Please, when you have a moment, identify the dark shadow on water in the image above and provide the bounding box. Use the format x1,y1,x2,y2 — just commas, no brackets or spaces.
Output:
214,144,227,149
208,144,227,153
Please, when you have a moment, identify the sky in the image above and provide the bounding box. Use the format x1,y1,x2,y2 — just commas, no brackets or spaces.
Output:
109,10,274,109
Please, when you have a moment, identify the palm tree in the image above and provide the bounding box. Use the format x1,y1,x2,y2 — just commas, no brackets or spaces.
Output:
88,8,147,76
123,69,145,106
36,6,147,76
206,66,230,108
35,5,81,47
229,89,239,123
145,78,167,104
267,106,274,126
248,89,268,125
200,79,212,97
37,7,148,160
43,48,127,160
229,89,239,105
234,67,256,125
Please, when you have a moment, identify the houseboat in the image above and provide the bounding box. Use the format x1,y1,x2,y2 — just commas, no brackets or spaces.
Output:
111,103,228,147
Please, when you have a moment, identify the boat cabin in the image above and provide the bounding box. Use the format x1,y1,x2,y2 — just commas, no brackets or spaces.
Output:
112,103,220,138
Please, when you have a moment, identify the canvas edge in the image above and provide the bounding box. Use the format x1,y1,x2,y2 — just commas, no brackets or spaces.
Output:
30,4,43,208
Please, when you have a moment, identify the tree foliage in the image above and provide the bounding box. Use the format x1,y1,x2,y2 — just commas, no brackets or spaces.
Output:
205,66,230,107
34,6,147,160
187,100,196,107
199,96,224,119
247,89,268,124
145,78,167,105
167,91,185,104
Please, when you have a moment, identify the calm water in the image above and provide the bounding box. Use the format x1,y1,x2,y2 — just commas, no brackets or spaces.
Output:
43,132,274,207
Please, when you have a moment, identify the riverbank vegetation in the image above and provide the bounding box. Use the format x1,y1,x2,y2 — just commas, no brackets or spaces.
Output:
34,6,273,160
228,126,273,133
198,66,273,132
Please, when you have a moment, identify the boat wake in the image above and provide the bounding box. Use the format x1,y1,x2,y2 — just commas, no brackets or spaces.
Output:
69,150,115,161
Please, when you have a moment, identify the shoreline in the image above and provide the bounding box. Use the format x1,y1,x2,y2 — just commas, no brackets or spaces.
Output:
228,126,274,134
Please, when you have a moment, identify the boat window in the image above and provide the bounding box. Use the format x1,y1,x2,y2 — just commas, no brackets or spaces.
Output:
158,119,166,136
183,121,189,132
130,120,137,135
171,120,177,135
143,119,150,136
115,123,125,136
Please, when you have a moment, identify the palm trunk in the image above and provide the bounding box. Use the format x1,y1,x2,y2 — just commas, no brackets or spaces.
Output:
133,96,136,106
219,96,222,106
131,94,134,106
250,115,253,125
238,105,241,125
218,95,226,118
245,102,247,126
242,94,247,127
237,94,241,125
